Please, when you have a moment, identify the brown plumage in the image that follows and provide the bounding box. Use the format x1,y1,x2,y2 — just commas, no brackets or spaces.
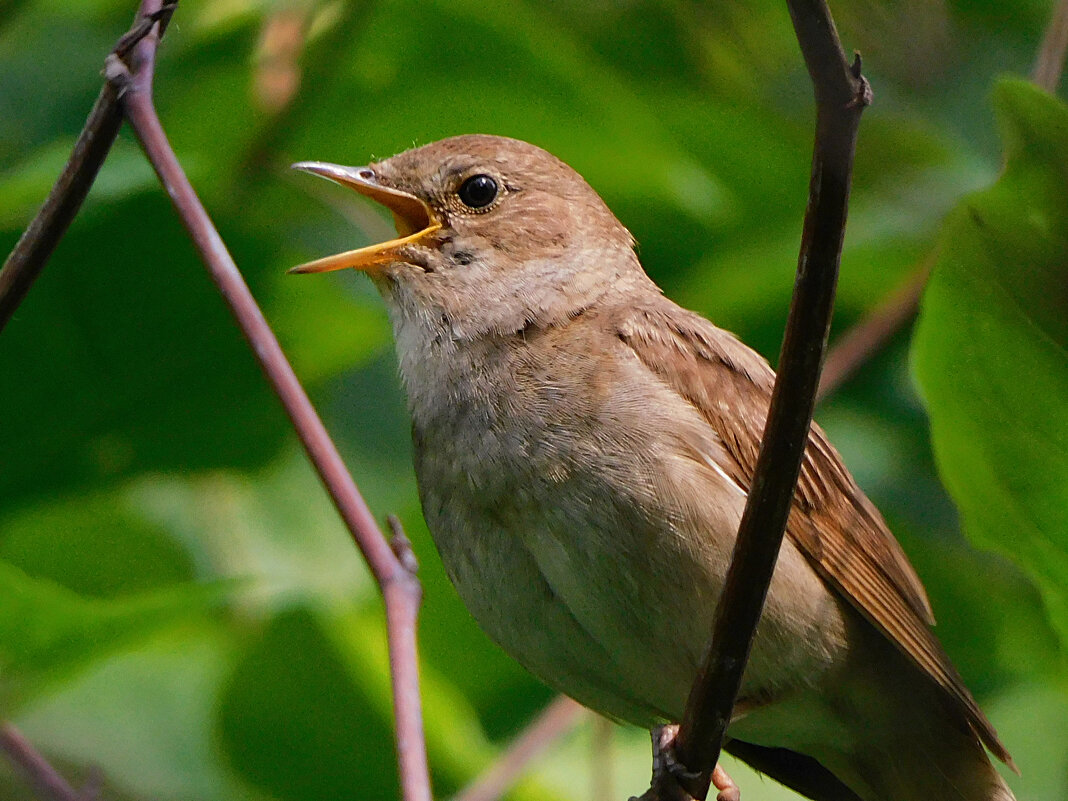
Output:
618,303,1010,765
292,134,1016,801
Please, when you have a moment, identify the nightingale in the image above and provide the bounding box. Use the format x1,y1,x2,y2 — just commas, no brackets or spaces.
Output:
291,135,1016,801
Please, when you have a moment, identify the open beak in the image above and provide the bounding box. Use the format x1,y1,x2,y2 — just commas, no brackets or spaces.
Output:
289,162,441,274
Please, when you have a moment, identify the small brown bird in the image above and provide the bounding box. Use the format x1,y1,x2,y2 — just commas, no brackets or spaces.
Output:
292,135,1016,801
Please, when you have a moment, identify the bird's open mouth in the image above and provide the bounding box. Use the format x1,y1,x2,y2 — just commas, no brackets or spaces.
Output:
288,161,441,274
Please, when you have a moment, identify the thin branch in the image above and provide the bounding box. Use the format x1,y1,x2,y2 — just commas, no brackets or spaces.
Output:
816,259,931,402
0,9,179,799
0,84,120,333
0,0,178,334
669,2,870,797
452,696,586,801
0,1,432,798
0,723,93,801
0,1,178,334
106,7,414,648
382,516,427,801
1032,0,1068,91
104,22,431,800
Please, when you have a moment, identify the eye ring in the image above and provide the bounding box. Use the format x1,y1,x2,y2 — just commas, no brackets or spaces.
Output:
457,174,499,209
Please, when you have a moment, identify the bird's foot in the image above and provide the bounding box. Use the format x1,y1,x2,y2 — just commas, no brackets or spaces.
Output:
632,725,739,801
711,763,740,801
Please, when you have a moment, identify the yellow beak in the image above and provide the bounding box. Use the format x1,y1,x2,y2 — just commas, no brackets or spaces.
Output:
289,161,441,274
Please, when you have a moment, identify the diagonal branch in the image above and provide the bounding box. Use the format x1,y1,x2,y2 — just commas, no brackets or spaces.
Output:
1033,0,1068,92
0,85,120,333
106,20,431,801
0,723,95,801
1,3,433,801
816,257,931,402
0,0,177,333
667,2,870,798
452,696,587,801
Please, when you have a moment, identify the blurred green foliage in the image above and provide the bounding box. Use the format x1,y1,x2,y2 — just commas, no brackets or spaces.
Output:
0,1,1065,800
914,79,1068,651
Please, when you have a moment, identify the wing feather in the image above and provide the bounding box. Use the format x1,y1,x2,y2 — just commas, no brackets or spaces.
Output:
615,301,1012,765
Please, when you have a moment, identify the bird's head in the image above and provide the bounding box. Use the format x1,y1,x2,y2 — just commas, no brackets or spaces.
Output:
291,135,646,338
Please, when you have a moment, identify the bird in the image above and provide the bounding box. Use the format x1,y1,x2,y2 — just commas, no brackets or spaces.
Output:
290,134,1016,801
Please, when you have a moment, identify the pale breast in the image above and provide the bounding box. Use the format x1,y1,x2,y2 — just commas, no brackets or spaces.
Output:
397,314,850,725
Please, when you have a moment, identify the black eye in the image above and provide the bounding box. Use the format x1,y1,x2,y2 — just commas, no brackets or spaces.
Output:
457,174,499,209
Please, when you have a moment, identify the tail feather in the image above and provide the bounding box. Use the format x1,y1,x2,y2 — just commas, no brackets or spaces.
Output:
844,723,1014,801
831,632,1017,801
729,622,1018,801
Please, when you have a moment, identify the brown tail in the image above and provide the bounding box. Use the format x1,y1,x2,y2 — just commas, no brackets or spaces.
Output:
833,635,1017,801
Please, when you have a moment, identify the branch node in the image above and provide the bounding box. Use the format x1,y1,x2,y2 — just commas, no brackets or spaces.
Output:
632,726,702,801
387,515,420,576
103,54,132,94
845,55,873,109
112,0,178,58
850,75,874,109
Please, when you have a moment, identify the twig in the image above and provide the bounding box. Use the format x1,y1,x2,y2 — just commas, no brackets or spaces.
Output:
0,723,92,801
452,696,586,801
99,21,431,801
0,2,430,799
1033,0,1068,91
0,2,430,800
669,2,870,797
0,1,177,334
816,258,931,401
0,83,121,333
0,9,180,799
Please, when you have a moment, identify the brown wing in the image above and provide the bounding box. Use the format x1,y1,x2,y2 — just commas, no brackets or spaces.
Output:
616,300,1013,765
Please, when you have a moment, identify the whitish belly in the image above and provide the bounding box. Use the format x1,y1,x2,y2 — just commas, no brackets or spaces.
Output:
413,413,851,728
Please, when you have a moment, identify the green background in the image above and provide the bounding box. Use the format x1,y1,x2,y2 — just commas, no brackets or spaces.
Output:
1,1,1066,799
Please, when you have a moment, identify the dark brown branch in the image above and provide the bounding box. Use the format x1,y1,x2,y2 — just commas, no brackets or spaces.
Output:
452,696,586,801
0,0,180,333
669,3,869,797
105,23,431,800
0,85,120,333
0,723,94,801
1033,0,1068,91
816,259,930,402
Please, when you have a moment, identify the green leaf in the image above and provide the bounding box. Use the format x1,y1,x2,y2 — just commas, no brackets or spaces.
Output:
218,606,401,801
10,623,269,801
218,601,570,801
0,559,227,712
912,78,1068,647
0,488,196,598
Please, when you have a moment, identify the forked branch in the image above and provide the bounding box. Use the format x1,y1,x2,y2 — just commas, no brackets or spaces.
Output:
0,4,432,801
